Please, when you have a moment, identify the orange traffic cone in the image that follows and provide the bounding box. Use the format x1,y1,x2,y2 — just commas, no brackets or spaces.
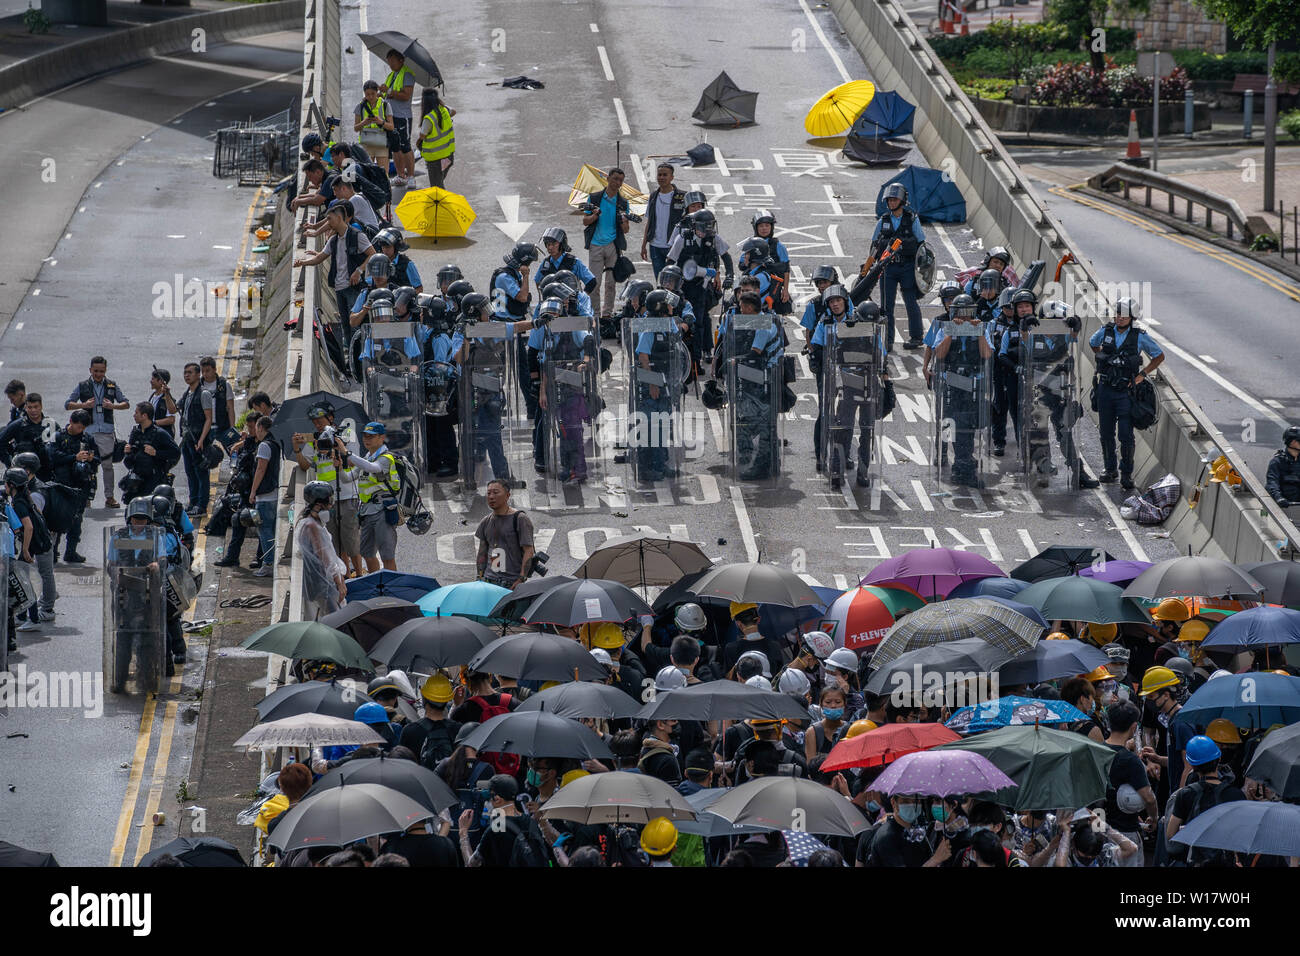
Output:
1125,109,1141,159
959,8,969,35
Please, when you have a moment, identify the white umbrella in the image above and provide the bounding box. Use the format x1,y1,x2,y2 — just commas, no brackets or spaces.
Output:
232,713,384,751
541,771,698,825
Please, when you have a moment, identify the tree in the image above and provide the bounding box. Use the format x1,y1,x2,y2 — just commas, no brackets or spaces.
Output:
1190,0,1300,49
1047,0,1147,71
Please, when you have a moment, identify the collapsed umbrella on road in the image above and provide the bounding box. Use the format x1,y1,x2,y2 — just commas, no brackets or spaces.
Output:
875,165,966,222
848,89,916,139
693,71,759,126
804,79,875,137
320,597,424,653
368,615,498,671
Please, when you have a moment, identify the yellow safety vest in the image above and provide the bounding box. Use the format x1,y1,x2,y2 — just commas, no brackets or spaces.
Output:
419,106,455,163
383,66,414,106
307,440,338,484
358,98,389,132
358,450,400,504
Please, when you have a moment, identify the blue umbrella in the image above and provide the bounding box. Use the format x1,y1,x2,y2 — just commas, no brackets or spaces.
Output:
1175,672,1300,730
875,166,966,222
346,570,440,603
948,577,1032,600
978,597,1048,629
849,90,916,139
946,696,1090,734
760,586,842,640
416,581,512,623
997,639,1110,686
1169,800,1300,857
1199,606,1300,650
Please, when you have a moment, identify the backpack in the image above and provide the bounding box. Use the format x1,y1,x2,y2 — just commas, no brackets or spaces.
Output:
348,158,392,211
1171,780,1233,867
507,815,552,868
472,693,521,776
22,499,52,556
418,718,459,770
378,450,429,528
1130,378,1157,430
39,482,82,534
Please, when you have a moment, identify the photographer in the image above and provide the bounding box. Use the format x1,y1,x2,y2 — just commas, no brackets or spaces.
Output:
213,413,261,569
46,409,99,563
247,415,281,577
122,403,180,505
177,362,213,516
147,369,178,439
474,478,535,590
64,357,129,507
350,422,401,573
0,392,53,480
581,167,632,327
293,403,364,577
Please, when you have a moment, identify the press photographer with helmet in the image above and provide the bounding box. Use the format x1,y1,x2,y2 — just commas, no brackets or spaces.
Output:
1266,425,1300,509
46,409,99,563
1089,297,1164,491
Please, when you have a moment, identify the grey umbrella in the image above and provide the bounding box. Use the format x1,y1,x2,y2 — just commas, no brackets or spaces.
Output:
468,633,609,682
864,637,1015,695
1122,556,1264,602
516,681,641,719
1244,722,1300,798
869,598,1043,670
266,782,434,853
368,615,498,671
676,787,768,837
309,754,459,815
996,639,1111,686
707,777,870,837
489,575,579,622
541,771,697,825
1015,575,1150,626
520,578,653,628
636,680,810,722
689,563,821,609
233,713,385,751
320,597,424,654
1169,800,1300,857
1242,561,1300,607
254,680,377,723
575,533,712,588
357,30,442,87
461,711,614,760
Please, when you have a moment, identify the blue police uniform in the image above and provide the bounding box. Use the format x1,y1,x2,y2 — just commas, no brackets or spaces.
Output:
1089,324,1163,482
872,212,927,351
534,257,596,289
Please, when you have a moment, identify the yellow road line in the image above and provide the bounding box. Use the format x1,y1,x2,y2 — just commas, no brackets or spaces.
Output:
108,695,158,867
133,700,179,864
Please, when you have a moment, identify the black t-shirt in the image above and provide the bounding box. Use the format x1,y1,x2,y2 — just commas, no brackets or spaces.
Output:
865,817,933,868
1105,743,1152,831
475,814,526,867
380,832,459,867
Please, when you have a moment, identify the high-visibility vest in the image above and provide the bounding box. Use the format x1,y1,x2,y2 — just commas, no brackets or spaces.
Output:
358,98,389,132
357,450,400,504
383,66,414,105
307,440,338,484
419,106,455,163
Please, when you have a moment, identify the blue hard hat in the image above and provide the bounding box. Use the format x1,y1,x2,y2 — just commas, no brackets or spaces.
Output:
354,702,389,725
362,421,386,435
1185,734,1221,768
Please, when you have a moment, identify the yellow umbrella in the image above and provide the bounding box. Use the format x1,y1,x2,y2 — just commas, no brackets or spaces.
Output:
567,163,649,216
804,80,876,137
394,187,477,238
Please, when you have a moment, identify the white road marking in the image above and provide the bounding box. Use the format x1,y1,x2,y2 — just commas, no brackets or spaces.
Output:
713,149,730,178
590,23,599,32
613,98,630,135
1197,354,1218,365
931,223,970,272
1018,528,1037,557
797,0,853,83
1090,479,1149,562
359,0,369,83
1145,329,1288,428
212,244,233,250
628,152,648,195
30,290,38,296
597,46,615,82
730,485,760,562
14,323,23,330
1265,399,1284,410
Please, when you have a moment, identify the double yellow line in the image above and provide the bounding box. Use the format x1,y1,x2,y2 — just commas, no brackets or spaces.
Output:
108,186,266,866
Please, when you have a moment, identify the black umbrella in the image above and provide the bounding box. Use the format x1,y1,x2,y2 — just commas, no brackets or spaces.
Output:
368,615,498,671
1011,547,1117,583
996,639,1111,686
692,71,758,126
267,390,368,457
689,562,821,609
267,782,434,853
1242,561,1300,607
137,836,246,868
842,135,912,166
254,679,377,723
1122,556,1264,602
651,569,729,615
488,575,579,622
321,597,424,654
0,841,58,866
636,680,810,722
308,754,459,814
1244,723,1300,798
517,681,641,719
864,638,1015,695
520,578,652,628
357,30,442,87
461,711,615,760
468,633,608,682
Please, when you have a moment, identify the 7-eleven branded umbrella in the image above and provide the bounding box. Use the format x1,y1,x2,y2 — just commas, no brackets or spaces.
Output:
819,585,926,651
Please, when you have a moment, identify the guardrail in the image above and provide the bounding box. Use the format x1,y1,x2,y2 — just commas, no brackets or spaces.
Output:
1087,163,1258,244
830,0,1300,562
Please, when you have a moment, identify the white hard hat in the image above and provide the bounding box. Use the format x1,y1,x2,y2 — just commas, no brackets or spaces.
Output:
1209,669,1233,681
655,666,688,693
745,674,772,690
674,603,707,633
825,647,859,673
1116,783,1144,814
801,631,835,660
777,668,811,697
737,649,771,678
590,648,613,667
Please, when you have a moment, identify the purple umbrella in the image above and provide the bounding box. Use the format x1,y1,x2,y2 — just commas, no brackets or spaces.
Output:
872,748,1018,797
1077,559,1152,586
861,549,1005,600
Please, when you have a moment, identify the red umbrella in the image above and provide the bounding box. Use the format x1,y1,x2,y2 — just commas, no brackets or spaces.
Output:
821,722,962,772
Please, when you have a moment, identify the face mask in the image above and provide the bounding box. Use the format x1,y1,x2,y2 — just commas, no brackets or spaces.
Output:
896,804,921,825
525,770,541,788
1176,645,1192,659
317,509,331,524
931,805,948,823
823,707,844,721
866,800,881,815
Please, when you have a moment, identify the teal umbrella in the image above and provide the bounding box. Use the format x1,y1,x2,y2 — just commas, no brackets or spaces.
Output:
1015,575,1149,626
933,724,1115,811
240,621,372,670
416,581,512,624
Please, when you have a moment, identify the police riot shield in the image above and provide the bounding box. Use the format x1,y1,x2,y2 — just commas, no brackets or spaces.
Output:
103,526,167,695
362,321,426,475
1020,318,1080,493
933,320,994,489
819,317,881,490
0,552,8,675
542,314,603,494
625,313,687,484
725,312,783,483
458,322,522,495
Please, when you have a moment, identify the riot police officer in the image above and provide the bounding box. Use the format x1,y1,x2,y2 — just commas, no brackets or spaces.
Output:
989,285,1019,458
809,283,851,469
537,296,599,485
536,227,597,294
1266,426,1300,509
152,483,196,553
493,241,541,430
871,183,926,352
633,289,690,482
965,245,1013,294
800,265,840,347
435,263,463,297
922,280,963,388
736,237,779,312
666,209,735,362
418,294,460,478
151,492,192,665
373,228,423,291
819,301,886,489
715,292,783,481
1088,297,1164,490
46,409,98,562
750,210,791,314
934,294,993,487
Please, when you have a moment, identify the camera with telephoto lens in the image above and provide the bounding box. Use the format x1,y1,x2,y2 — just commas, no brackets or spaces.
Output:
318,425,337,448
118,471,146,500
524,550,550,578
73,460,95,488
624,212,643,224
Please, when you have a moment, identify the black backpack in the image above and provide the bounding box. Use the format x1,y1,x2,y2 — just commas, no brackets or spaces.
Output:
24,500,52,556
1130,378,1157,430
1169,780,1232,867
507,816,551,868
417,718,459,770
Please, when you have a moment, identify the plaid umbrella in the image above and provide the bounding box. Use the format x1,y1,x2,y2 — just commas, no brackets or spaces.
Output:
869,598,1043,669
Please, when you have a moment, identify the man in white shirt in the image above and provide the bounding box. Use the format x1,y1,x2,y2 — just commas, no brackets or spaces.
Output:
640,163,686,280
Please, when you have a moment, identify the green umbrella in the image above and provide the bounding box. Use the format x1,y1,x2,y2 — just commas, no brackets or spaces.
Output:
240,621,373,670
1014,575,1149,626
862,585,927,617
933,724,1115,811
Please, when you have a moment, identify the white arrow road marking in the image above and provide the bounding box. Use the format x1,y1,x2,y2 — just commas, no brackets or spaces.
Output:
493,195,532,241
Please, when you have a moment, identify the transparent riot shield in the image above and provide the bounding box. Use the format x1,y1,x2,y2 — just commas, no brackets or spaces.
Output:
626,314,686,484
725,312,783,483
542,315,603,493
1020,318,1080,493
819,317,881,490
103,526,167,695
458,322,518,495
363,320,426,474
0,552,8,675
933,320,994,489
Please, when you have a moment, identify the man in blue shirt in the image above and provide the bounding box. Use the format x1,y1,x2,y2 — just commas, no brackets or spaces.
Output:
871,183,927,353
799,265,840,347
1088,297,1164,490
581,167,631,324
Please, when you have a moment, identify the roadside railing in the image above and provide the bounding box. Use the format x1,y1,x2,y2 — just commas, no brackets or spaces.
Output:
1087,163,1258,244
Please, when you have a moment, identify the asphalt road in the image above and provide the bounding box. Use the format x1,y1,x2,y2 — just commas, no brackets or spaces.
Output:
335,0,1177,597
0,34,301,865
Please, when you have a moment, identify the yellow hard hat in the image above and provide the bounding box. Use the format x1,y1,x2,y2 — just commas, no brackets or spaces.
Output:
640,816,679,857
1082,666,1112,683
1209,456,1242,486
540,680,562,691
1177,620,1211,643
730,602,759,618
1045,631,1071,641
591,622,626,650
560,769,590,788
421,673,454,703
1139,665,1181,697
1151,599,1191,623
1205,718,1242,745
1273,669,1292,676
1085,622,1118,643
845,719,878,739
